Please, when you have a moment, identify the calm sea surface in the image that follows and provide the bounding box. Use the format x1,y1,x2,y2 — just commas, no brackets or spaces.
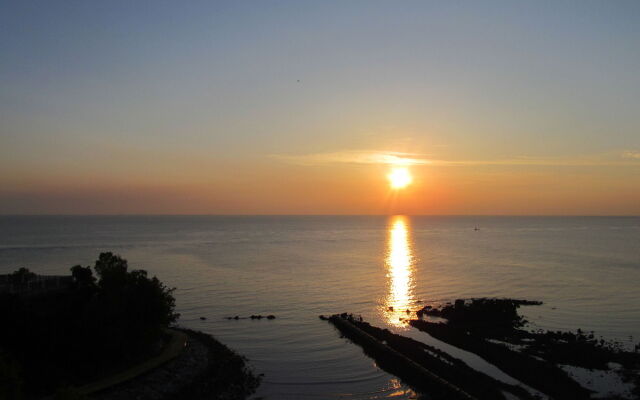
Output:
1,216,639,399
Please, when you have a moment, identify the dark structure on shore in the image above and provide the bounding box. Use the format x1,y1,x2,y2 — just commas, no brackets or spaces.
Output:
0,272,73,297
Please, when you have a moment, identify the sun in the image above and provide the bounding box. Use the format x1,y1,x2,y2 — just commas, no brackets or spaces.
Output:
388,167,412,189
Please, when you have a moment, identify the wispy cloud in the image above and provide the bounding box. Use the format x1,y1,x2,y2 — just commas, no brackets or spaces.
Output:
622,150,640,159
271,150,432,166
272,150,640,167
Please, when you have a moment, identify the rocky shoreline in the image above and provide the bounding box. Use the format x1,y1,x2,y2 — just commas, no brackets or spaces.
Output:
323,298,640,400
324,313,535,400
93,328,261,400
412,298,639,399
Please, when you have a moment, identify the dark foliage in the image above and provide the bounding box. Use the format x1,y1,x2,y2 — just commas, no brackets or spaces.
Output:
8,268,36,284
70,265,95,288
0,253,179,397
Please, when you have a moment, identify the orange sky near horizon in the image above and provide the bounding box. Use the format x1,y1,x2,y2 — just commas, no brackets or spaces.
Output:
2,156,638,215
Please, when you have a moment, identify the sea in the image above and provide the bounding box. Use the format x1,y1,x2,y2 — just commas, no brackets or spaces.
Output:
1,215,639,399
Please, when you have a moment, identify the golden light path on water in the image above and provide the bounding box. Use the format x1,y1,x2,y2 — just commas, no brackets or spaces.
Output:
383,215,417,327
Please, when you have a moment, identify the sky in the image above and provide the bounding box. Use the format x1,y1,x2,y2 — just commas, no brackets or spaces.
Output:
1,1,639,215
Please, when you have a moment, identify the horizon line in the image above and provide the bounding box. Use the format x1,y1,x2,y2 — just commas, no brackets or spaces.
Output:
1,214,638,218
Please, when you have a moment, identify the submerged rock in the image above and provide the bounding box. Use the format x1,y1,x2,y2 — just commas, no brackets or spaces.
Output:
225,314,276,321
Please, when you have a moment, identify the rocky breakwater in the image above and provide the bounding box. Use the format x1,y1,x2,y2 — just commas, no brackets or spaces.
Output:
321,313,537,400
411,298,640,400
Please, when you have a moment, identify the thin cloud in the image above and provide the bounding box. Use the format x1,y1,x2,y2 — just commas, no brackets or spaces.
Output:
272,150,640,167
622,151,640,159
271,151,432,166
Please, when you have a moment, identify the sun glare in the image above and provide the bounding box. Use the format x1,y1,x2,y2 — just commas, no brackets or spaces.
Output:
383,216,416,327
388,167,412,189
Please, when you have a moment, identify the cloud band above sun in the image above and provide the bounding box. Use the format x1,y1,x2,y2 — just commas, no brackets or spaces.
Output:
271,150,432,166
272,150,640,167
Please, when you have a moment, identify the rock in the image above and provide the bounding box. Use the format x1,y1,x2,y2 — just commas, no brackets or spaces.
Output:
266,315,275,320
199,317,206,320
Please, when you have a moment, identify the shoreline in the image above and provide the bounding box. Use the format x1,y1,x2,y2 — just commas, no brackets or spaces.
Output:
78,329,188,396
90,327,261,400
322,298,640,400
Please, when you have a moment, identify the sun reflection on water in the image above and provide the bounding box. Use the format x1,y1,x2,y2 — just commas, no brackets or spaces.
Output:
383,215,416,327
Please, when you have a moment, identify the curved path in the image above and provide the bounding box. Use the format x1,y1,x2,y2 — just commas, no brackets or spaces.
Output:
77,329,189,397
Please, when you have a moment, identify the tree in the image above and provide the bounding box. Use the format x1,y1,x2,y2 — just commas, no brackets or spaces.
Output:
89,253,179,359
94,252,128,290
70,265,95,288
0,253,180,396
9,267,36,284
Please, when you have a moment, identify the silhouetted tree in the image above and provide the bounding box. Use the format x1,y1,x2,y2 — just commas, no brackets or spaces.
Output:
70,265,95,288
94,252,128,290
89,253,179,358
0,253,179,396
9,267,36,284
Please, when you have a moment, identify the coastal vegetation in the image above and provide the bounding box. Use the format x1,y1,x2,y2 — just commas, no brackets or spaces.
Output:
0,253,260,400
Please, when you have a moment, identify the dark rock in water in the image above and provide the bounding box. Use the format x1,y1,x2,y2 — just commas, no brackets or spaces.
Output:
327,313,534,400
199,317,206,320
416,298,543,331
319,315,328,320
405,309,411,314
224,314,275,320
407,298,640,400
388,306,394,311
